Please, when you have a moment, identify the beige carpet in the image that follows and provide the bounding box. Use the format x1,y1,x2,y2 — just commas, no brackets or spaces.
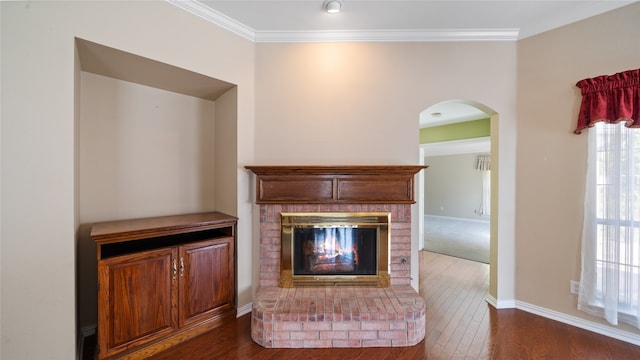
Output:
423,215,490,263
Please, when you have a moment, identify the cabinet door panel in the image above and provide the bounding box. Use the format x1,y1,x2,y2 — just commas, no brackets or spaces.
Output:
180,238,234,327
99,247,177,356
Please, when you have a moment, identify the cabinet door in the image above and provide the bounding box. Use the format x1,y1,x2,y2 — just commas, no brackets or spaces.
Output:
98,247,178,358
179,237,234,327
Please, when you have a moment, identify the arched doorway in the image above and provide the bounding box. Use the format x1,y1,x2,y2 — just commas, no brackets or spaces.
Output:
418,99,500,301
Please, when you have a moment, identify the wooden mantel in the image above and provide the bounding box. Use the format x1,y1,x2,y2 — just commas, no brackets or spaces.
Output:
244,165,427,204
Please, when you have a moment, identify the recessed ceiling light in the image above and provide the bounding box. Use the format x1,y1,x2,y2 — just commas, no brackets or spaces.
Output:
325,0,342,14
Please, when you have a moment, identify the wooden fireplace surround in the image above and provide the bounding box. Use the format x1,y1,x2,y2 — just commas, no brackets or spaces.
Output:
244,165,427,204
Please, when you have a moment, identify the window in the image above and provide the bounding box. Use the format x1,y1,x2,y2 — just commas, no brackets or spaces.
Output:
579,122,640,328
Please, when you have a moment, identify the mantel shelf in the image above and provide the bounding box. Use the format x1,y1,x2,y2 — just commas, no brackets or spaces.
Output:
245,165,427,204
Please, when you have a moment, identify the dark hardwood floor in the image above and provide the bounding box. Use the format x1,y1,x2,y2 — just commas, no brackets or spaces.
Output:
85,251,640,359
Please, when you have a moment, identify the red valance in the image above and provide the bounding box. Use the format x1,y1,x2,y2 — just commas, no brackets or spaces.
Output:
574,68,640,134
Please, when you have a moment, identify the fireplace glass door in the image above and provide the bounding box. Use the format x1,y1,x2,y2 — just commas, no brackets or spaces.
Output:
281,212,390,287
294,226,377,276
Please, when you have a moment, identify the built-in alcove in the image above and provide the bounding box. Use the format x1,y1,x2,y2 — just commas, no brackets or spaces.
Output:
74,38,239,342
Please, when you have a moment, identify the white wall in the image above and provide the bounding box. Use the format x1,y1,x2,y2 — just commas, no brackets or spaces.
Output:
424,153,487,220
1,2,255,359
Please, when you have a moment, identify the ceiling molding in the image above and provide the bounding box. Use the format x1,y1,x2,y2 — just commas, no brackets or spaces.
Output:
167,0,256,41
167,0,519,43
254,29,519,43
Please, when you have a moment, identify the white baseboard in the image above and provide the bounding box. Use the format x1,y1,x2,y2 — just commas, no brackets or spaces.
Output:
237,302,253,317
425,214,490,224
515,300,640,346
485,294,516,309
485,296,640,346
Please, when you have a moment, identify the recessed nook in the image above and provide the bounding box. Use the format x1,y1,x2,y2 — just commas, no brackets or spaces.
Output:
75,37,240,352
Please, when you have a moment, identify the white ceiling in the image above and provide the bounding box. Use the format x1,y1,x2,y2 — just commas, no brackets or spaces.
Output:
420,102,489,127
170,0,635,42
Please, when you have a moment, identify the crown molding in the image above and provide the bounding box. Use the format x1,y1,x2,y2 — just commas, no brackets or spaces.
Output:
166,0,256,41
167,0,519,43
254,29,519,43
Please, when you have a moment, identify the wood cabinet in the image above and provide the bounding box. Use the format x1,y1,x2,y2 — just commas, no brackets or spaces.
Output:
91,212,237,359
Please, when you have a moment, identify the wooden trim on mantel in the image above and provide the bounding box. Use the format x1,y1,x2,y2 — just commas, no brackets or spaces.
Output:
244,165,427,204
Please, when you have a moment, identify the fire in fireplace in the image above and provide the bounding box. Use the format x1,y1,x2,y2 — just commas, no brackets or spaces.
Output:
280,212,390,287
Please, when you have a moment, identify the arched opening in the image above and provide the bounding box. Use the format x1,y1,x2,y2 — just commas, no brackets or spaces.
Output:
418,99,498,298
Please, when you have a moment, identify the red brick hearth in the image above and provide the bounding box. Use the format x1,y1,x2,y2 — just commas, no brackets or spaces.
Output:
246,166,427,348
252,286,425,348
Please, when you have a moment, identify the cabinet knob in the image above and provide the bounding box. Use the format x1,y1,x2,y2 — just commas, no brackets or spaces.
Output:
179,257,185,277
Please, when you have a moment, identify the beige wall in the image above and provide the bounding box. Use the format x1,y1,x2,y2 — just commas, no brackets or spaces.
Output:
254,42,516,165
6,1,639,359
215,87,239,216
1,1,254,359
80,72,217,221
516,3,640,335
255,41,518,300
424,153,487,220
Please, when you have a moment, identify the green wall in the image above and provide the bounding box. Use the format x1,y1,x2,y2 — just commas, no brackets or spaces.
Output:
420,118,490,144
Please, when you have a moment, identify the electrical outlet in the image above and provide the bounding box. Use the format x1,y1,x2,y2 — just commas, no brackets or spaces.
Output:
570,280,581,294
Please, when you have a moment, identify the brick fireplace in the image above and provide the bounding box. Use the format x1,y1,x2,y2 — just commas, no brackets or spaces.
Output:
245,166,427,348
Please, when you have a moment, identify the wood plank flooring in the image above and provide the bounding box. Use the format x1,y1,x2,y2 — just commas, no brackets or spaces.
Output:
87,251,640,359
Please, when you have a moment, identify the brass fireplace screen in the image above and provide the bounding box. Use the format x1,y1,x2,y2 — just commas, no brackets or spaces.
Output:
280,212,390,287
